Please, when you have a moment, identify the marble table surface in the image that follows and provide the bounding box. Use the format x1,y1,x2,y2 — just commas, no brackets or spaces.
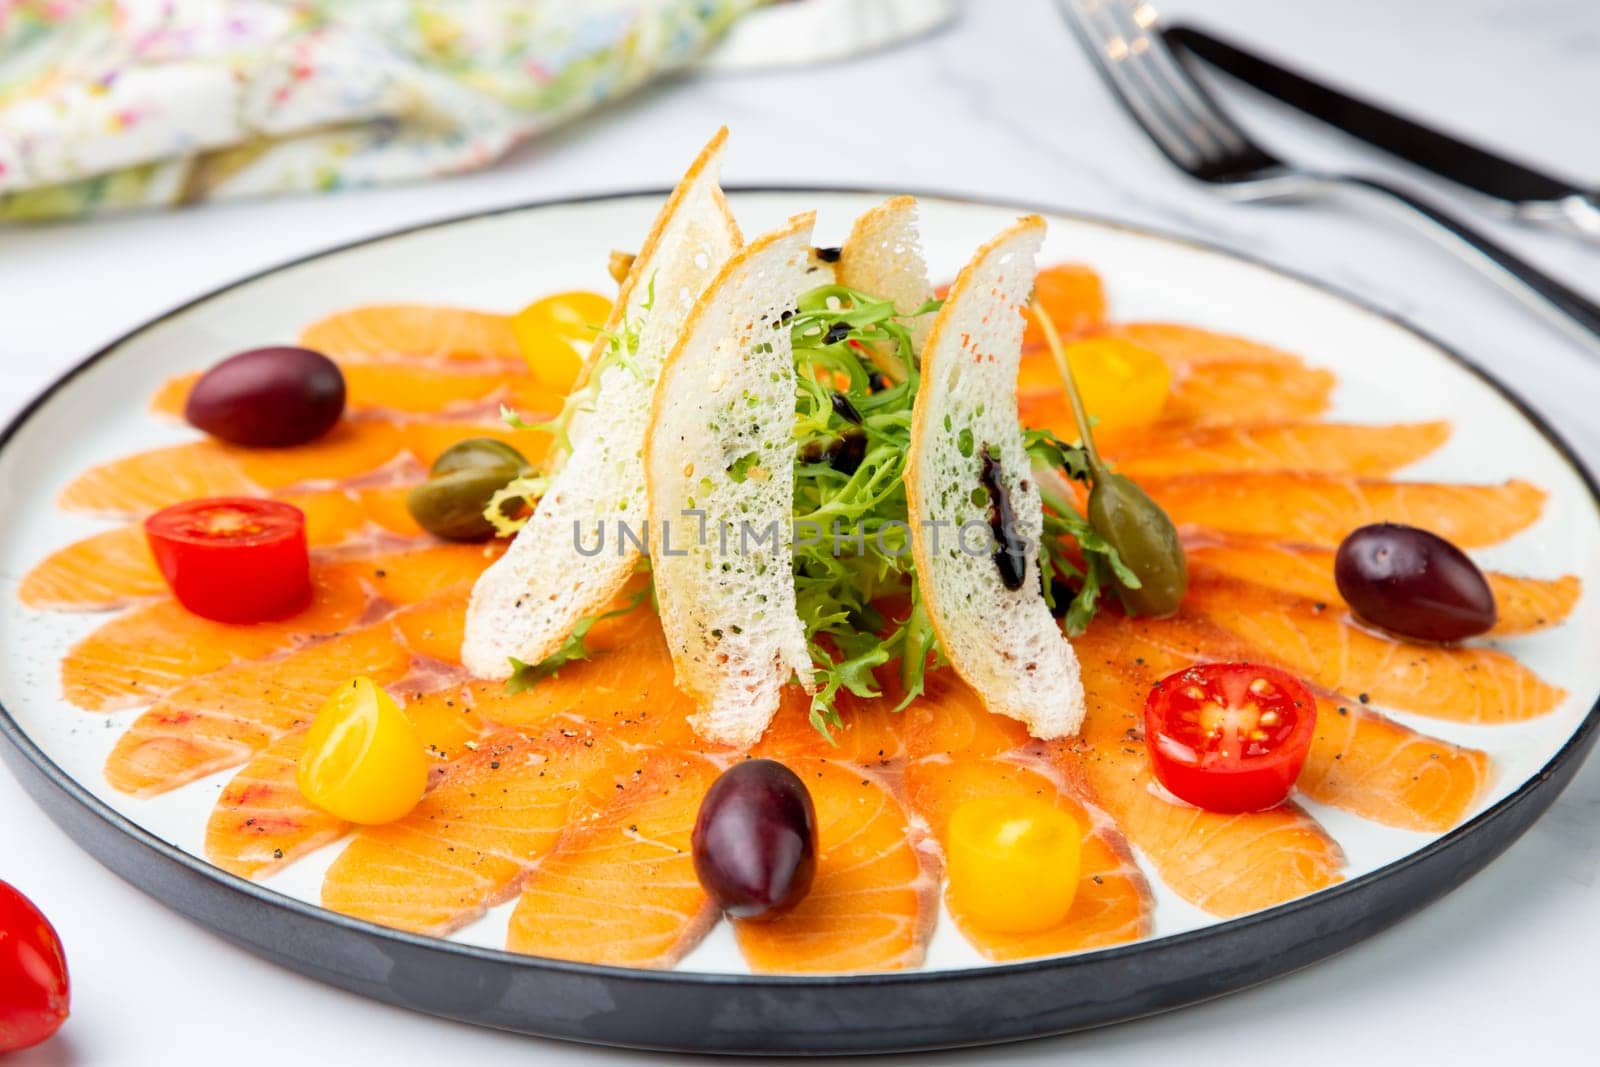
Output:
2,1,1597,1063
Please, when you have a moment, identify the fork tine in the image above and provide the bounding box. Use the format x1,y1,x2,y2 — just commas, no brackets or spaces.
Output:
1060,0,1207,171
1108,1,1253,158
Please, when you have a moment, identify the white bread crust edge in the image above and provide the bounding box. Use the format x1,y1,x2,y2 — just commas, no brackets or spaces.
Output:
903,215,1087,738
644,213,821,748
462,129,740,678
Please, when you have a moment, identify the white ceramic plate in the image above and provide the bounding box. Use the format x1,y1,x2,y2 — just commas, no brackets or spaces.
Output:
2,190,1597,1051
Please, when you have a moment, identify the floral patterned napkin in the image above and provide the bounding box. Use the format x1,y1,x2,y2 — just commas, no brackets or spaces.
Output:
0,0,762,220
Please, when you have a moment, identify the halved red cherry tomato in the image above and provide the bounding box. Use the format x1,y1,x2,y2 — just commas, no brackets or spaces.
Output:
144,498,311,623
1144,663,1316,813
0,880,70,1054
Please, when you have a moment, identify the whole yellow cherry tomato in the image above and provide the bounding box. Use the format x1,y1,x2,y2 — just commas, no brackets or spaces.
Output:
946,797,1081,934
297,677,429,825
511,290,612,392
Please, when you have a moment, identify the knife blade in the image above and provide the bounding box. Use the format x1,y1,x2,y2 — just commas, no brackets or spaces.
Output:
1165,23,1600,239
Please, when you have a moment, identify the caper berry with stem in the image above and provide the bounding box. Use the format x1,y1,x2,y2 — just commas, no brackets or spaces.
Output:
1032,301,1187,617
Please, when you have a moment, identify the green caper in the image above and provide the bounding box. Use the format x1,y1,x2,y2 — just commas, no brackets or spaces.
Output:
1088,473,1188,617
430,437,531,478
408,466,521,542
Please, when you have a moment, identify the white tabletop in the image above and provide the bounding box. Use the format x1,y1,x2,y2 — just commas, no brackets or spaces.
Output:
3,1,1599,1064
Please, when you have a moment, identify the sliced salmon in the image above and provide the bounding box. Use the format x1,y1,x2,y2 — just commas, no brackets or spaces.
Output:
1185,579,1567,723
152,364,561,420
59,421,413,517
1111,421,1450,479
1111,614,1492,831
62,566,370,711
733,759,936,974
506,751,722,968
1157,359,1336,428
1054,626,1345,916
20,487,420,613
1149,472,1545,548
1022,263,1108,345
298,305,523,365
1186,535,1581,636
319,725,643,935
1089,323,1306,370
399,419,552,470
62,544,494,711
105,622,413,796
902,754,1151,960
203,683,492,878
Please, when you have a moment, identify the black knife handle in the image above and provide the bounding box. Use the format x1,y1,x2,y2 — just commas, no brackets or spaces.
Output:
1337,174,1600,346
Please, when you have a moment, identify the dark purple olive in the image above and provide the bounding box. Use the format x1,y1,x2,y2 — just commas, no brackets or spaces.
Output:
1334,523,1496,642
691,759,817,920
185,346,345,447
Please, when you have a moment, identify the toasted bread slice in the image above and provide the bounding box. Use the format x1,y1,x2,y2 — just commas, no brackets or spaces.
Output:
904,216,1086,738
462,129,741,679
835,195,936,352
644,213,823,748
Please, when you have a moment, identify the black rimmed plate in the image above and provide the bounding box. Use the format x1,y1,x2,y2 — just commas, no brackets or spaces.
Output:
3,189,1598,1054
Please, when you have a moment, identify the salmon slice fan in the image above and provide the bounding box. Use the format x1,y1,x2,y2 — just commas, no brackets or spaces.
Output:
734,759,937,974
1184,580,1566,724
152,364,561,420
320,726,643,936
903,755,1151,961
105,622,413,796
1087,323,1307,370
58,421,412,518
21,487,422,613
1110,421,1451,479
1054,628,1345,916
204,684,492,878
298,305,523,364
754,686,911,765
1186,535,1581,636
1112,615,1493,831
506,751,723,968
1149,472,1545,548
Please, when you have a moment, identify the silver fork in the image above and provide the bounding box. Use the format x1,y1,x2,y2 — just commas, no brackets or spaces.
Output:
1059,0,1600,351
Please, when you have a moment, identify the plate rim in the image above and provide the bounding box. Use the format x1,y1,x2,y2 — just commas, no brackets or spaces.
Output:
3,183,1598,1027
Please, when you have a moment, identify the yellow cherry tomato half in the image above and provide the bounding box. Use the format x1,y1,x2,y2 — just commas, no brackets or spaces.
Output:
511,290,612,392
296,677,429,825
946,797,1081,934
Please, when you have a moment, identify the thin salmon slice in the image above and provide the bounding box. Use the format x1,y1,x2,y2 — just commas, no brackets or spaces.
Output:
1149,472,1545,548
1112,615,1492,832
1022,263,1108,345
1089,323,1306,370
105,622,413,796
1185,580,1567,723
152,364,561,420
320,725,642,935
1186,535,1581,636
902,754,1151,960
1055,627,1345,916
400,419,553,470
1157,359,1336,428
62,566,370,711
61,544,494,711
298,305,523,364
204,684,492,878
506,751,722,968
1111,421,1450,478
59,421,412,518
20,487,420,612
734,759,936,974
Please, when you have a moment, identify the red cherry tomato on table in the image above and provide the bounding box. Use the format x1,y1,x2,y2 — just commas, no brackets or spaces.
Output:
0,881,70,1053
144,498,311,623
1144,663,1317,813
